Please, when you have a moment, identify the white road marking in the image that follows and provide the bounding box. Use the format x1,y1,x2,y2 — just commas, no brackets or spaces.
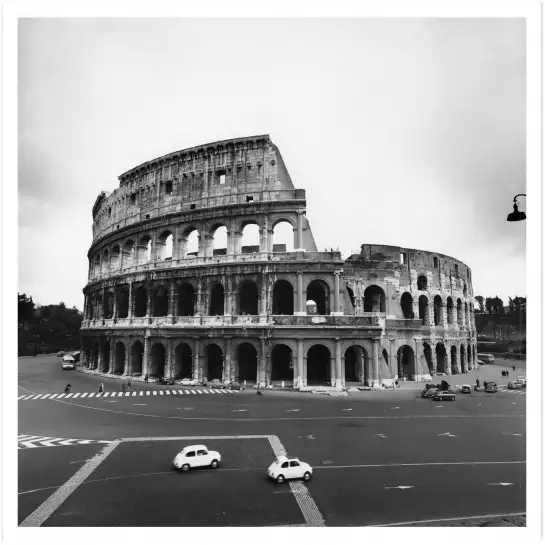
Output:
133,404,147,406
70,459,92,464
190,390,196,394
20,440,120,527
376,434,387,438
146,391,150,395
231,409,247,412
177,390,184,395
22,395,34,400
80,393,88,398
18,395,25,400
196,390,203,394
208,389,216,394
105,401,118,403
132,392,137,396
165,391,171,395
384,485,414,490
342,408,353,411
488,482,515,486
390,406,400,410
72,393,81,398
314,461,526,470
104,392,110,397
436,405,443,408
125,392,130,396
139,391,144,396
88,392,95,397
203,390,210,394
438,432,457,437
286,409,300,412
502,433,523,436
41,394,51,399
298,435,316,440
50,394,59,399
370,511,526,527
153,391,157,395
159,391,164,395
65,393,73,398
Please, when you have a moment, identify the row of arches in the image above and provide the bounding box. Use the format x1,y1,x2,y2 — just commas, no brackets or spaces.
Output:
90,221,296,278
402,293,474,326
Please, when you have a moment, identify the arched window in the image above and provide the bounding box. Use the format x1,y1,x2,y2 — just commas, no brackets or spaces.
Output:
110,245,121,270
209,283,225,315
400,292,413,318
241,223,260,254
157,231,173,260
184,229,199,257
272,221,294,252
417,275,428,291
307,280,329,315
239,281,259,315
212,225,227,256
272,280,294,315
419,295,429,325
102,250,109,274
122,240,135,268
433,295,442,326
136,236,152,264
364,285,386,313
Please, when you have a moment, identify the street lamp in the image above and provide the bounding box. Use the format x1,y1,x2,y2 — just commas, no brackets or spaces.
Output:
507,194,526,222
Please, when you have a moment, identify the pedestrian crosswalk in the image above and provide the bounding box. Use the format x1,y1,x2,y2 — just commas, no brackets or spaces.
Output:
18,388,241,401
18,434,112,450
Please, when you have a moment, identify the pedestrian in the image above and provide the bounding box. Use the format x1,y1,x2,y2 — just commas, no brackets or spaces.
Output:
65,383,71,394
127,379,132,392
98,382,104,394
506,371,509,379
395,378,399,388
144,373,149,384
512,365,516,371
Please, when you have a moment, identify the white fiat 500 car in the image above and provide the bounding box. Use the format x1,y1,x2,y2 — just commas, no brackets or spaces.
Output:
267,456,313,483
180,378,198,387
172,445,221,472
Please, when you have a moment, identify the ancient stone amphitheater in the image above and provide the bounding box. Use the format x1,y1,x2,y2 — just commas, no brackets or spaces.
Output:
80,135,477,389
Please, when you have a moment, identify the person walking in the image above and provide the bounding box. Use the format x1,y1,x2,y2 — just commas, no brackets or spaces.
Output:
64,384,71,394
122,381,127,393
98,382,104,394
144,373,149,384
127,379,132,392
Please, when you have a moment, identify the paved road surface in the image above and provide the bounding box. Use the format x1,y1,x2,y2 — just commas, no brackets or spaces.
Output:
18,355,526,527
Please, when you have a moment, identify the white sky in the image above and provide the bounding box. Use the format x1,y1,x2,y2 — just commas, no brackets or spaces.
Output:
18,17,526,310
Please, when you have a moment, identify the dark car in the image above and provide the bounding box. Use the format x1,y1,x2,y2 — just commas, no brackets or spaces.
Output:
461,385,472,394
209,379,224,389
228,382,245,391
433,390,456,401
421,387,439,398
485,381,498,393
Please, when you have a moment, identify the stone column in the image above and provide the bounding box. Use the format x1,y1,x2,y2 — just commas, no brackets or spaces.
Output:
112,288,118,322
335,338,342,387
147,286,153,318
196,280,203,316
193,338,201,381
445,345,451,375
412,300,419,321
224,338,232,383
295,272,305,315
171,283,178,324
267,229,274,252
429,343,437,375
259,272,268,316
441,302,448,327
123,342,130,376
97,346,103,373
164,339,173,380
108,342,115,374
259,336,266,385
100,287,106,321
295,211,304,250
371,337,380,386
357,347,364,383
414,338,421,381
332,272,341,315
297,338,304,388
452,305,458,329
225,274,233,316
142,336,150,378
168,282,175,317
128,282,133,318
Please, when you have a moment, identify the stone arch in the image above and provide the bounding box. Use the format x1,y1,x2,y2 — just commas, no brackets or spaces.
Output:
446,297,454,324
122,239,135,268
456,298,463,326
307,344,331,386
134,286,147,317
211,224,228,255
436,343,446,374
417,275,428,291
114,341,126,375
364,285,386,312
306,279,330,315
272,280,294,315
110,245,121,270
130,340,144,376
346,286,356,311
101,339,110,373
104,291,114,319
271,216,295,230
400,292,413,319
178,282,195,316
237,342,258,383
209,283,225,316
240,222,260,253
93,254,101,277
136,235,152,264
397,345,416,381
344,345,370,385
451,345,458,374
463,283,468,297
238,280,259,315
272,220,294,252
116,286,129,318
183,227,199,257
174,342,192,379
157,230,173,260
153,285,169,317
204,343,223,381
419,295,429,325
150,342,166,378
433,295,442,326
271,344,294,382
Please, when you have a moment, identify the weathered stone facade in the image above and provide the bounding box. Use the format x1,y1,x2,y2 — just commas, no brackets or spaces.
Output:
80,135,477,388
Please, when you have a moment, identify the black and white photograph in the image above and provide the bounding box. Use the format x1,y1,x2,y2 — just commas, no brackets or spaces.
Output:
4,1,541,540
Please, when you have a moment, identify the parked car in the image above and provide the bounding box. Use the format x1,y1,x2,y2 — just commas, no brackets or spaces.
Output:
56,351,65,358
267,456,313,483
433,390,456,401
228,382,245,390
485,381,498,393
209,379,224,389
507,381,523,390
516,376,526,387
180,378,198,387
421,387,439,398
461,385,472,394
477,353,495,364
172,445,221,472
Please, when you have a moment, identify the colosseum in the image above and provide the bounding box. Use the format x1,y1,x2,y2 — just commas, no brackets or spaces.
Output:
80,135,477,389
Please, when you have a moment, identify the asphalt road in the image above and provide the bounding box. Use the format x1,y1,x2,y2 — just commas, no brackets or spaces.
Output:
18,355,526,527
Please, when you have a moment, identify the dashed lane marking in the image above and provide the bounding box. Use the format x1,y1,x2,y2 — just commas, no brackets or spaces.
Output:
369,511,526,527
80,393,88,398
18,433,113,450
72,393,81,398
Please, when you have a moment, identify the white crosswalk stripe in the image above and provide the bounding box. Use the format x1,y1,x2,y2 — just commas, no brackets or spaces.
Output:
19,388,241,402
18,434,113,450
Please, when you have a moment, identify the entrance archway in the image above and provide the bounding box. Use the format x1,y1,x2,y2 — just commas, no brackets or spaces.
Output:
114,342,125,375
436,343,446,374
307,344,331,385
400,292,413,318
271,344,293,382
116,287,129,318
131,341,143,376
397,345,415,380
174,343,192,379
306,280,329,315
344,345,369,384
272,280,294,315
460,345,466,373
101,340,110,373
150,343,166,378
238,343,258,382
423,342,433,374
206,344,223,381
364,285,386,312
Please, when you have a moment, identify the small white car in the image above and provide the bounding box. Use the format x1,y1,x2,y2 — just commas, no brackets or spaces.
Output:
172,444,221,472
516,376,526,386
180,378,198,386
267,456,313,483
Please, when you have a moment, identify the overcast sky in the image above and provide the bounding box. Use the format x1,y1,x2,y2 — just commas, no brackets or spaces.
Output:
18,17,526,310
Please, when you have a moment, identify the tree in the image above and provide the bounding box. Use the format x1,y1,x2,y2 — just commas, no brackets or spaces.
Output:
475,295,484,314
485,296,504,315
18,293,35,325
